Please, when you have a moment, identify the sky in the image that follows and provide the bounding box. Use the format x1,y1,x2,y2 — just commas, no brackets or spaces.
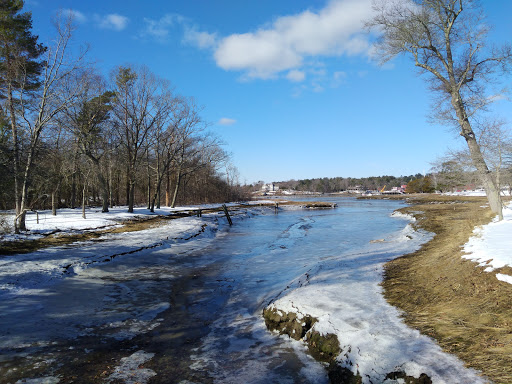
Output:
25,0,512,184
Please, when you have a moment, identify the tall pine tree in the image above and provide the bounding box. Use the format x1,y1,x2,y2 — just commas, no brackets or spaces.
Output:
0,0,46,231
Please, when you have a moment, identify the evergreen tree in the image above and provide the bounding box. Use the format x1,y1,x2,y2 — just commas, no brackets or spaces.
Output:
0,0,46,230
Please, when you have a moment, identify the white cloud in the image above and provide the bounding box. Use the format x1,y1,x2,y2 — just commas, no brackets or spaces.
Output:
62,9,87,23
96,13,129,31
286,69,306,82
218,117,237,126
141,14,180,40
183,26,217,49
213,0,374,79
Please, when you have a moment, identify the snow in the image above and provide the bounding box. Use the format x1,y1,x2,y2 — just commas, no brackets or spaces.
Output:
462,203,512,283
0,214,219,295
106,350,156,384
444,189,511,197
1,200,501,383
15,378,60,384
268,216,485,384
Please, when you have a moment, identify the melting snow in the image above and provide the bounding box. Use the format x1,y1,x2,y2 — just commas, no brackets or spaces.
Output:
462,204,512,283
269,215,486,384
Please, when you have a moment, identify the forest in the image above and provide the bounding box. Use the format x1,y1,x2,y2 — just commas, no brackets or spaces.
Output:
0,4,244,233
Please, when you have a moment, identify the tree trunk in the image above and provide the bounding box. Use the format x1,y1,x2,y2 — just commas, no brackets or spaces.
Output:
171,169,182,208
451,92,503,219
165,167,170,207
82,182,87,219
16,133,39,232
70,149,79,209
115,170,120,208
52,191,57,216
109,156,113,209
125,164,130,206
146,155,151,210
150,173,163,213
99,173,109,213
8,86,21,233
128,181,135,213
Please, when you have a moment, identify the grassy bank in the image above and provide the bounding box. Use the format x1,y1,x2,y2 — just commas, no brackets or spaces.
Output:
375,194,512,383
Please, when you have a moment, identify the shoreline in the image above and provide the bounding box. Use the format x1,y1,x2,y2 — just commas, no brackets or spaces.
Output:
373,194,512,383
262,195,488,383
3,196,510,382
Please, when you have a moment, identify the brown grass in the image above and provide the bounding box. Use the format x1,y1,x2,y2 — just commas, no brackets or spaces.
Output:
379,194,512,384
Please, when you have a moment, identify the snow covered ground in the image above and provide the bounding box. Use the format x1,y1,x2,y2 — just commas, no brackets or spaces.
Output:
267,215,486,384
0,203,266,241
444,190,512,284
1,198,506,383
463,203,512,284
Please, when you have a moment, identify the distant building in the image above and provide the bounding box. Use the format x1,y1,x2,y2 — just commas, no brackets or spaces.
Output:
347,185,364,194
262,183,279,193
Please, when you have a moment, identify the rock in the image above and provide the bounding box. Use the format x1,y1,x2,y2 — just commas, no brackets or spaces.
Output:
386,371,433,384
305,331,341,363
263,306,433,384
262,307,316,340
327,363,363,384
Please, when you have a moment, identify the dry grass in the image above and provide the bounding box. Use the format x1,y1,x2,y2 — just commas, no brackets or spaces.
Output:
380,194,512,384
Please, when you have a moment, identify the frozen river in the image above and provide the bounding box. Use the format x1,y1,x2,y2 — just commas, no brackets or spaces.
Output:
0,198,485,383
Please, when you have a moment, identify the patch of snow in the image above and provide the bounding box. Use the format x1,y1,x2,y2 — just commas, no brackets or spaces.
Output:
462,204,512,282
391,211,416,222
445,189,511,197
15,377,60,384
0,203,254,242
496,274,512,284
106,350,156,384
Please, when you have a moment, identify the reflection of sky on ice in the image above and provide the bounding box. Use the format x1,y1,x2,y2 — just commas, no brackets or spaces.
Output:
0,198,490,383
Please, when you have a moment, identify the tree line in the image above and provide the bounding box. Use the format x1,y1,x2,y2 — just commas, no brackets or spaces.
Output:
271,175,420,194
0,3,244,233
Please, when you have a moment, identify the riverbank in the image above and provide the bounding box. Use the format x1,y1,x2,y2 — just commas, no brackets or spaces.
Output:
0,201,337,256
367,194,512,383
262,195,489,383
3,196,508,383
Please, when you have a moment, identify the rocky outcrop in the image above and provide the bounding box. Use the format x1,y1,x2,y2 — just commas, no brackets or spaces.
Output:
263,306,433,384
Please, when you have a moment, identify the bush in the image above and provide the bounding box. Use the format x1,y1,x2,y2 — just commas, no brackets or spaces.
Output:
406,177,435,193
0,214,13,234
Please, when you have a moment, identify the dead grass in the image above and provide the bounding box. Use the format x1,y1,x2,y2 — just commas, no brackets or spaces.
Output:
381,194,512,383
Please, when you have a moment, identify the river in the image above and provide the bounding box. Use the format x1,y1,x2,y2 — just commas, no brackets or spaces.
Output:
0,197,484,383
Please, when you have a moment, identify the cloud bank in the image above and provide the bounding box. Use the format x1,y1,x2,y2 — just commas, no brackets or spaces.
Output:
213,0,374,79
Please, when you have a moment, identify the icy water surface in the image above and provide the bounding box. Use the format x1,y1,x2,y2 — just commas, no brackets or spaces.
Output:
0,197,422,383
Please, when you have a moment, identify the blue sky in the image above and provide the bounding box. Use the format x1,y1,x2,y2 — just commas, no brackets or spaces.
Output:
26,0,512,184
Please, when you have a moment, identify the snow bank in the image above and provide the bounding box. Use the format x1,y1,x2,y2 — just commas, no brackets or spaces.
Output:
390,210,416,222
0,215,220,295
0,203,260,242
462,204,512,283
445,189,511,197
267,215,485,384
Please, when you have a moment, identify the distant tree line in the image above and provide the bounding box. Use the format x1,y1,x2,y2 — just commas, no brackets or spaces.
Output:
0,3,244,233
272,175,423,193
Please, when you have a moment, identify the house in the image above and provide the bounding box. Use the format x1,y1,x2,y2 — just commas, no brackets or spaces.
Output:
261,183,279,193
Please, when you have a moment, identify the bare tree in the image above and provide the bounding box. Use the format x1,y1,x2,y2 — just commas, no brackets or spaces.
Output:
368,0,512,219
476,118,512,192
111,65,174,213
12,13,88,231
61,70,114,212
